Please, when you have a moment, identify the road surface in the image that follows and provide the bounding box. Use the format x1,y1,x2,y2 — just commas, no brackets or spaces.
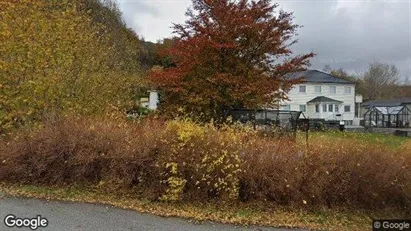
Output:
0,197,302,231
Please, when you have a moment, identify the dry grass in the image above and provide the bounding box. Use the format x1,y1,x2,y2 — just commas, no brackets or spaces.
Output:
240,134,411,211
0,115,410,214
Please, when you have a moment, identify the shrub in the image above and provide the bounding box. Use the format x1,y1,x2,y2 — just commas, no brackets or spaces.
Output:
158,120,243,201
239,135,411,211
0,115,165,199
0,1,142,133
0,116,410,213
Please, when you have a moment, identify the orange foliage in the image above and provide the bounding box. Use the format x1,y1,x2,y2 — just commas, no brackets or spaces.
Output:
149,0,314,120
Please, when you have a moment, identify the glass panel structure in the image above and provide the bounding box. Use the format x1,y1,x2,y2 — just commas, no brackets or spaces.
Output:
364,106,411,128
226,109,303,132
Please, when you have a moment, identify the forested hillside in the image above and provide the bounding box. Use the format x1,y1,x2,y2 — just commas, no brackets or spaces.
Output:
0,0,157,132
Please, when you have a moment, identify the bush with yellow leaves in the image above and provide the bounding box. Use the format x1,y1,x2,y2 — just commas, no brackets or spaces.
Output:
157,119,243,201
0,115,410,213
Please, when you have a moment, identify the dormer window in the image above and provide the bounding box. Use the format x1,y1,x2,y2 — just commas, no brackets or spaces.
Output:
299,85,306,93
344,86,351,94
329,86,336,94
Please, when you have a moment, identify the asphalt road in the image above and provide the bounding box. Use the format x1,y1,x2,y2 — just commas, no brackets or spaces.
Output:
0,197,301,231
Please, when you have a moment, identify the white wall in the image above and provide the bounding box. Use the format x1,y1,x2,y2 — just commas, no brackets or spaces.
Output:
148,91,159,110
282,83,356,121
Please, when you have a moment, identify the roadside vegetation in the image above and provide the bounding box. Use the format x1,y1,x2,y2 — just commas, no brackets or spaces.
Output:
0,0,145,133
0,184,396,231
1,1,410,230
304,131,410,150
0,116,410,231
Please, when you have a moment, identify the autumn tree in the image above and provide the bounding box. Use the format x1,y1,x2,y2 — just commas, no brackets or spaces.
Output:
323,65,357,82
80,0,142,73
361,62,399,100
323,65,366,96
395,85,411,98
139,38,176,70
149,0,314,120
0,0,141,131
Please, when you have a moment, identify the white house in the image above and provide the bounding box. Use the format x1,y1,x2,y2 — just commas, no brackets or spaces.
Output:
141,70,364,125
280,70,360,125
139,90,159,110
148,90,159,110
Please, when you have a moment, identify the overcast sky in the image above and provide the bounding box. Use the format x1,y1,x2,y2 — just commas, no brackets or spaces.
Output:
118,0,411,83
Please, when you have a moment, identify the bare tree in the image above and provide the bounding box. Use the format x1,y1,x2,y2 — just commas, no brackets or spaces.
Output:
362,62,399,100
323,65,365,96
323,65,358,81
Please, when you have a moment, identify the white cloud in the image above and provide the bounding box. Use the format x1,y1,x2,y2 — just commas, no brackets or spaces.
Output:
118,0,190,42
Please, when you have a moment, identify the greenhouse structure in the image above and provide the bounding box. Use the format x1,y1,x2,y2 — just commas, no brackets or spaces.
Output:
226,109,303,131
363,105,411,128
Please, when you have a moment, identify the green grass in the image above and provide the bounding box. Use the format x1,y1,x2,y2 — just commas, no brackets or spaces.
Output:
298,131,409,149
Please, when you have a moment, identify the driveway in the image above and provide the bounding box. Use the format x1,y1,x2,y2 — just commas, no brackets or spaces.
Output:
0,197,301,231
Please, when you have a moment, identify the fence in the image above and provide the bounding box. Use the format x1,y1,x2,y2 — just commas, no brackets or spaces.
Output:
226,109,304,132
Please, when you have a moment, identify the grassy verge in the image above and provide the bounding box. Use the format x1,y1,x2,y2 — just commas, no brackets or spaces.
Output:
0,184,400,231
301,131,410,150
1,118,409,230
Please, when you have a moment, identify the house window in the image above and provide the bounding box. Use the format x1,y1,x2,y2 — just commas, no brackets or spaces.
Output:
315,104,320,113
323,104,327,112
345,120,353,125
282,105,290,111
314,86,322,93
344,105,351,112
328,104,333,112
299,85,306,93
335,104,339,112
329,86,336,94
299,105,306,112
344,86,351,94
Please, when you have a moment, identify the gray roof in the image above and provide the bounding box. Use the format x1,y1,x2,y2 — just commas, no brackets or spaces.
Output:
362,98,411,108
374,106,404,115
307,96,343,104
284,70,355,84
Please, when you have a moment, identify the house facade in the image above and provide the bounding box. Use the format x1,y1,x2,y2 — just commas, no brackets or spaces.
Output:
280,70,357,125
141,70,361,125
140,90,159,110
